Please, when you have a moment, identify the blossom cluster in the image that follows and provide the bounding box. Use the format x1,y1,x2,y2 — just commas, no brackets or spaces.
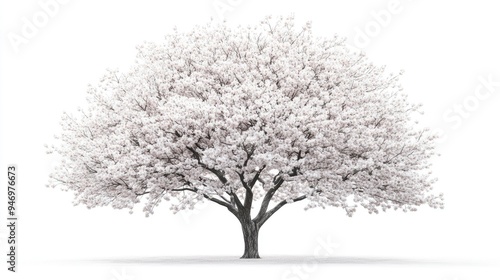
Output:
48,15,443,217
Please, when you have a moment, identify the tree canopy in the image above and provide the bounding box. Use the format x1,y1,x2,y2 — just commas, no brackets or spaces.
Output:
48,15,443,223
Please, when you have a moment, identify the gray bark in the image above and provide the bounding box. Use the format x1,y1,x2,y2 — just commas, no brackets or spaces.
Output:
240,218,260,259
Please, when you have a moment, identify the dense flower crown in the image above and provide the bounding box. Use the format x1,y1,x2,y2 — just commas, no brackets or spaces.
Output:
47,15,443,218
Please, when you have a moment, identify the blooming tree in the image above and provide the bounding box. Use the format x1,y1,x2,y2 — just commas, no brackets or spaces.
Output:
48,16,443,258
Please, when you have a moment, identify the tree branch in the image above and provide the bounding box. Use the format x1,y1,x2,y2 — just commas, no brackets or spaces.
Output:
253,177,284,222
186,146,228,184
170,187,238,216
229,191,244,212
256,194,307,226
237,171,253,211
249,165,266,188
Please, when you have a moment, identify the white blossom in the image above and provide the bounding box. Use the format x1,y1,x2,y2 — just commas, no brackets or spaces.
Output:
48,15,443,219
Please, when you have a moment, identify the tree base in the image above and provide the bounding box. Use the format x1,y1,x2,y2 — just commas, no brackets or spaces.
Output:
240,253,261,259
240,219,260,259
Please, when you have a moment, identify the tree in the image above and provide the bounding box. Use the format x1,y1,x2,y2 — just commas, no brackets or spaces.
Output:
47,15,443,259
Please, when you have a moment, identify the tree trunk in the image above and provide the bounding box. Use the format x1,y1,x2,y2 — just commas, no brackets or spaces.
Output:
240,218,260,259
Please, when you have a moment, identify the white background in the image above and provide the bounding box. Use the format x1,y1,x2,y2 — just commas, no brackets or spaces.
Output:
1,0,499,279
